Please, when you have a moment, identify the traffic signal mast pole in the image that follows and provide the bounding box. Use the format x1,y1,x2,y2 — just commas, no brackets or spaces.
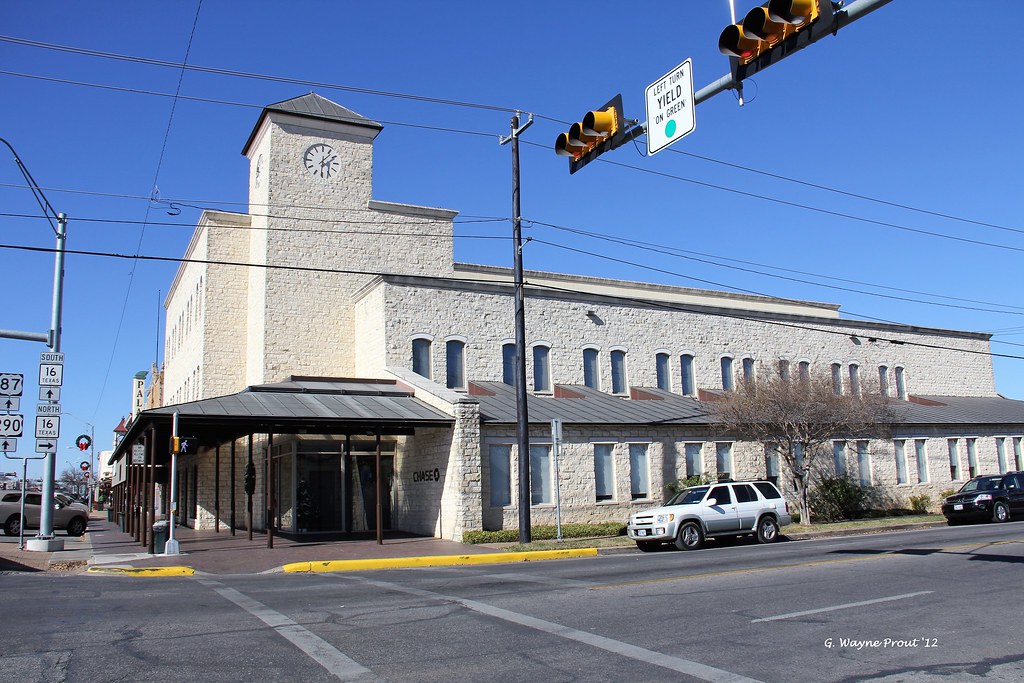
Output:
690,0,894,108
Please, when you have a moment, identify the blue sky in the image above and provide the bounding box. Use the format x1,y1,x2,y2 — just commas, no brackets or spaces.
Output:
2,1,1022,476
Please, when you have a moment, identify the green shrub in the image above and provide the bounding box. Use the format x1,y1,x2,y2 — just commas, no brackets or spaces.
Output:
463,522,626,545
939,489,956,501
808,475,871,522
908,494,932,513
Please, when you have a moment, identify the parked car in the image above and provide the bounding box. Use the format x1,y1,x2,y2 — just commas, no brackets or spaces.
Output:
0,491,89,536
627,480,792,551
941,472,1024,525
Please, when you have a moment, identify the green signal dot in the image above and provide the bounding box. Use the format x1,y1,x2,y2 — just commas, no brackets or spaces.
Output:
665,119,677,138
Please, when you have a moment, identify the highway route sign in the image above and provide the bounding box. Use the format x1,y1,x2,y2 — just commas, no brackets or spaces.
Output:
0,373,24,396
0,414,25,438
35,415,60,439
39,364,63,387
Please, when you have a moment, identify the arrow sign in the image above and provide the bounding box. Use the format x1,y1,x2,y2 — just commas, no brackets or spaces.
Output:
2,397,20,412
39,387,61,402
0,439,16,453
36,439,56,453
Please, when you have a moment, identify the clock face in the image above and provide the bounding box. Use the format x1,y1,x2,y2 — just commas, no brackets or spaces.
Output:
303,143,340,180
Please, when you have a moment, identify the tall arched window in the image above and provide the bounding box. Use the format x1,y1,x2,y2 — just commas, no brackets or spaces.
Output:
610,349,628,394
445,338,466,390
656,352,671,391
680,353,696,396
583,347,600,389
778,358,791,381
878,365,890,396
798,360,811,383
848,363,861,396
412,337,432,379
501,342,516,386
741,357,755,385
895,366,907,400
533,344,551,392
720,356,735,392
831,362,843,395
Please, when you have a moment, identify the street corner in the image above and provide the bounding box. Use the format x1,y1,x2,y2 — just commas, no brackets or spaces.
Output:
86,565,196,577
282,547,599,574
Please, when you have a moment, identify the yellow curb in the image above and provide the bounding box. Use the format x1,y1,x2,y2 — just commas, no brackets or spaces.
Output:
283,548,598,573
86,565,195,577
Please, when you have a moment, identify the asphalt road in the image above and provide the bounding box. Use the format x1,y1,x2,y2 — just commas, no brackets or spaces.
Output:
4,523,1024,682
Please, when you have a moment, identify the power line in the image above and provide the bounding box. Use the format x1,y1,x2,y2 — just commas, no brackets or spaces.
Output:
3,240,1019,362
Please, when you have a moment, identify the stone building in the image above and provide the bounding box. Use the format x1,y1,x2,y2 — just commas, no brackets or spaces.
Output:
109,93,1024,542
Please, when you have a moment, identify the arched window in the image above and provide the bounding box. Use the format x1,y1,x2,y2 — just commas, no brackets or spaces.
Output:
583,347,600,389
831,362,843,395
610,349,628,394
797,360,811,383
741,357,755,385
878,365,890,396
895,366,907,400
778,358,791,382
533,344,551,392
848,363,861,396
445,338,466,390
412,337,432,379
720,356,735,392
501,342,516,386
680,353,696,396
656,352,671,391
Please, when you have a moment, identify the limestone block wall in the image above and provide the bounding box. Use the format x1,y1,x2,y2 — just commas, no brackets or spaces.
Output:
375,280,996,399
163,229,208,406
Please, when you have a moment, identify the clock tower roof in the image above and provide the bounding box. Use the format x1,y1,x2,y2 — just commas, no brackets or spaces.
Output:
241,92,383,155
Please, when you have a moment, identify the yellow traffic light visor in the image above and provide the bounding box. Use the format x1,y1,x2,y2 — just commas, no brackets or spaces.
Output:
582,107,617,137
719,23,761,60
768,0,818,26
743,6,790,43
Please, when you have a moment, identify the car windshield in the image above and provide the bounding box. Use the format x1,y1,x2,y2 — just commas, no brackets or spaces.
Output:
960,477,1002,493
668,486,710,506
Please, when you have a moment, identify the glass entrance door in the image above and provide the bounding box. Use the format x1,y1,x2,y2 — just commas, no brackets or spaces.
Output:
295,451,343,532
351,455,393,532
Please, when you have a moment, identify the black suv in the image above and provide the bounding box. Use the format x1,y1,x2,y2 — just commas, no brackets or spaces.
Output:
941,472,1024,525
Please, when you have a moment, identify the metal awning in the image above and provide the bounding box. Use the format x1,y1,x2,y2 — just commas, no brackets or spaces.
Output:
109,377,454,464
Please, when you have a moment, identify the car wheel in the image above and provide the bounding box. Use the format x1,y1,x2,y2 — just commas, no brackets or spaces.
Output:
946,518,960,526
4,515,20,536
65,516,87,537
675,521,704,551
636,540,659,552
992,501,1009,523
757,516,780,544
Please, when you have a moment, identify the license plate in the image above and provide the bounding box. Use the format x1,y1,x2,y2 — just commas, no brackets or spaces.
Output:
954,504,963,511
636,529,648,537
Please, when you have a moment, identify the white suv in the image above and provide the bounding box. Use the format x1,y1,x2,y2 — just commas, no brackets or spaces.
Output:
627,480,792,551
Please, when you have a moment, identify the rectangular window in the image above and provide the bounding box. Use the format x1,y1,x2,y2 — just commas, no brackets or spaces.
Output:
488,445,511,507
446,340,465,390
967,438,978,477
996,437,1008,473
680,354,695,396
857,441,871,486
594,444,614,501
765,445,779,485
611,350,627,394
1014,437,1023,471
629,444,649,500
529,445,552,505
685,443,702,479
947,439,960,481
895,440,908,485
656,353,671,391
798,361,810,383
533,346,551,392
833,441,847,477
412,338,431,379
721,357,734,391
915,439,929,483
716,442,732,481
583,348,599,389
502,343,516,386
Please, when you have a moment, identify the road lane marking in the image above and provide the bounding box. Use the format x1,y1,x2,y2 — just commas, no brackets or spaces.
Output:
751,591,933,623
198,578,376,681
347,575,762,683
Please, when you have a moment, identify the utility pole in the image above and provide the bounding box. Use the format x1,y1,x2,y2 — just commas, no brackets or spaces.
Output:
500,113,533,544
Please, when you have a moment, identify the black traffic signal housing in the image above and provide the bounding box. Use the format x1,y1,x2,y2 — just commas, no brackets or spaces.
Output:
554,95,635,174
719,0,835,82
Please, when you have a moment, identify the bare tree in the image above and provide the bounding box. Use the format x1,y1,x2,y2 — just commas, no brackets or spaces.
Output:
714,372,892,524
58,466,87,491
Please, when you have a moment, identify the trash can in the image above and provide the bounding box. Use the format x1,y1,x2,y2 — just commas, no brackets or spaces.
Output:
106,508,114,522
117,511,125,532
152,521,169,554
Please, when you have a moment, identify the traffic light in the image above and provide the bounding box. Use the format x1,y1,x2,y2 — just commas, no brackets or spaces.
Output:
719,0,834,81
554,95,633,174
